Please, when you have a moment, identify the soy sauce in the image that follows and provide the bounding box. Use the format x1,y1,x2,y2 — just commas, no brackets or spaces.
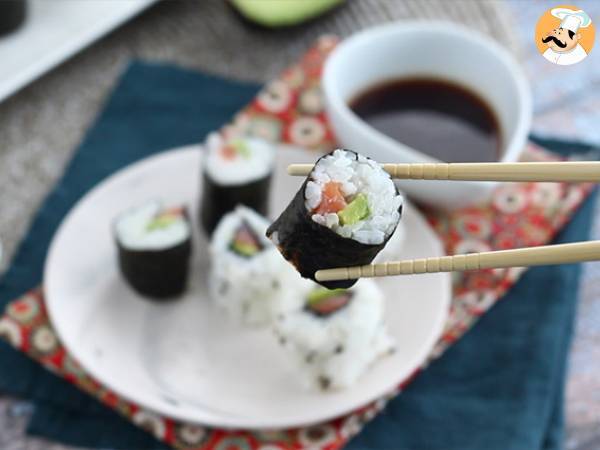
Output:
350,78,500,163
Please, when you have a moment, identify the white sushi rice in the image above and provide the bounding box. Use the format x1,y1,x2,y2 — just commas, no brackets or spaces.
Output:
273,279,395,390
115,201,189,250
373,221,407,263
210,206,308,326
203,132,275,185
305,149,403,245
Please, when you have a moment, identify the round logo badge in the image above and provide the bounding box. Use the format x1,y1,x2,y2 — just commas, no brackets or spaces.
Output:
535,5,594,66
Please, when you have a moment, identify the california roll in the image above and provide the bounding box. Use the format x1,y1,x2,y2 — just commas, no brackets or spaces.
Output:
273,279,395,390
210,206,304,326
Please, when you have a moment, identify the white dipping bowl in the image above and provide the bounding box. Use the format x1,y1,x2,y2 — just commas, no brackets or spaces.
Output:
323,21,532,210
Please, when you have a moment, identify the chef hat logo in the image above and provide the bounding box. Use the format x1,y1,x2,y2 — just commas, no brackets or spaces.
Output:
551,8,591,32
535,4,595,66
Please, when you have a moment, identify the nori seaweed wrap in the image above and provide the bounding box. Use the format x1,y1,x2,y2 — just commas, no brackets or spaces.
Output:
201,173,271,235
267,149,403,289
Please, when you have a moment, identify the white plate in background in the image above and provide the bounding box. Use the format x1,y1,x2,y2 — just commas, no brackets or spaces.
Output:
0,0,157,102
44,145,451,429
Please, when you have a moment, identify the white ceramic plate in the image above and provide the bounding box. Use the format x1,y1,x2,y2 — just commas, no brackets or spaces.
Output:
0,0,156,102
45,145,451,429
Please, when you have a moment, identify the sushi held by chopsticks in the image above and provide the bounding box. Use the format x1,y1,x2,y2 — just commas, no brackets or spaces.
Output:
267,149,403,289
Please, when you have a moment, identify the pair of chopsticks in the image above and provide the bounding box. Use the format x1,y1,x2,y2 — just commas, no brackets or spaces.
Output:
287,161,600,282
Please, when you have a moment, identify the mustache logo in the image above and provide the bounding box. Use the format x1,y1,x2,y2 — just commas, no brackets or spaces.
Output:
542,35,567,48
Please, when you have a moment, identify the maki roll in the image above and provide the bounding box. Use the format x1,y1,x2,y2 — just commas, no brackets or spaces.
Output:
200,133,275,235
273,279,395,390
210,206,305,326
267,149,403,289
114,201,192,300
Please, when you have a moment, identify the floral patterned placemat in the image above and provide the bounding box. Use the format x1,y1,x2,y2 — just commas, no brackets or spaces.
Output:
0,37,594,450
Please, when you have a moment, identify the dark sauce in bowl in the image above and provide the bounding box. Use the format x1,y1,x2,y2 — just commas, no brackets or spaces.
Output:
349,78,500,163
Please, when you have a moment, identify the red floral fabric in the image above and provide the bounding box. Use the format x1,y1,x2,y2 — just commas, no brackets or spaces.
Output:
0,36,594,450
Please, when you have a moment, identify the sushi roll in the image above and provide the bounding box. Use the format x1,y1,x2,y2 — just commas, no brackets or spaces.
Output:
267,149,403,289
114,201,192,300
273,279,395,390
210,206,305,326
200,133,275,235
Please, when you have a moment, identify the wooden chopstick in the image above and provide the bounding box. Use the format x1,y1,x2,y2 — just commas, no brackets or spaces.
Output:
314,241,600,282
288,162,600,182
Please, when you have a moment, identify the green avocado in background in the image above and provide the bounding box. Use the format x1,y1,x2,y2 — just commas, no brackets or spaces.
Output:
231,0,345,27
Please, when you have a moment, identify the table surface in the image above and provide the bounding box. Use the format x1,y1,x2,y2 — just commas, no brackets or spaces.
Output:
0,1,599,449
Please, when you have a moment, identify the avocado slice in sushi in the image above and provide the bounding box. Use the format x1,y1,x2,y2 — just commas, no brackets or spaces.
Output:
337,193,370,226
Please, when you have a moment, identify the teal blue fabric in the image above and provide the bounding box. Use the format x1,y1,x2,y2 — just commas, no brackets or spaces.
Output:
0,62,260,449
0,63,596,450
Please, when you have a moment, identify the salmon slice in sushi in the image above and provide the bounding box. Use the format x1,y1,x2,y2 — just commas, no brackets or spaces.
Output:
267,149,403,289
114,201,192,300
